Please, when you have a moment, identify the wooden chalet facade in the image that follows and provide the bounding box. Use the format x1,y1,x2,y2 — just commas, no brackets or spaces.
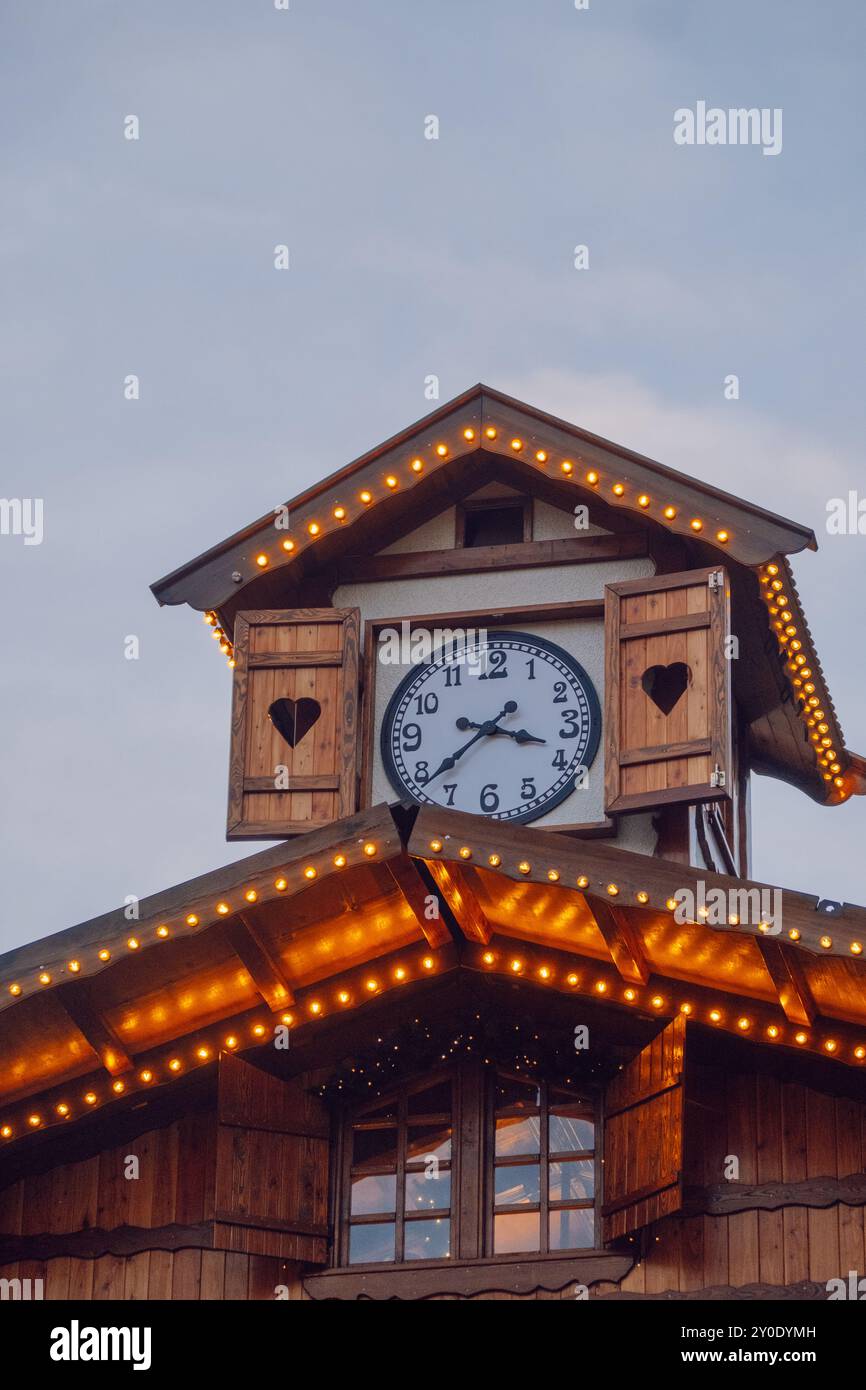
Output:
3,385,866,1302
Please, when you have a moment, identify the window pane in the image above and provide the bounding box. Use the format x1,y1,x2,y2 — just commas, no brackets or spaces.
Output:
549,1206,594,1251
407,1123,451,1161
495,1076,540,1112
494,1211,540,1255
549,1159,595,1202
494,1164,540,1206
408,1080,451,1116
350,1173,396,1216
405,1169,451,1214
352,1126,398,1167
348,1221,395,1265
549,1107,594,1153
495,1114,540,1157
404,1217,450,1261
357,1097,398,1122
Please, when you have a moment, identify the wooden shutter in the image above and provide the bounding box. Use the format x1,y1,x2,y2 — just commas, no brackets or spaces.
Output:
227,607,360,839
601,1016,686,1242
604,568,732,814
214,1052,330,1263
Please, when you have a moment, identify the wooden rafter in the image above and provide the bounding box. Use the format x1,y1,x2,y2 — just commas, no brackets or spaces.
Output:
584,894,649,985
384,859,451,949
424,860,492,945
756,939,816,1026
55,981,134,1076
222,912,295,1012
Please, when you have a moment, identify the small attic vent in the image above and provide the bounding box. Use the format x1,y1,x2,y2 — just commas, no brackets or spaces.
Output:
459,498,530,549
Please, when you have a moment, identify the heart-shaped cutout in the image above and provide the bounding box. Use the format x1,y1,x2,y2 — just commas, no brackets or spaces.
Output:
641,662,691,716
268,697,322,748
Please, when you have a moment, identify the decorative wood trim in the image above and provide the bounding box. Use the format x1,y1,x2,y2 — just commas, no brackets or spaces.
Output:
0,1222,213,1263
336,533,647,584
684,1172,866,1217
594,1279,832,1301
304,1251,633,1300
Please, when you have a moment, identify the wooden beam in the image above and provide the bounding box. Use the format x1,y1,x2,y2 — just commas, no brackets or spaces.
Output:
334,533,646,584
384,859,451,949
222,912,295,1011
424,860,492,945
54,981,134,1076
757,939,816,1026
584,895,650,985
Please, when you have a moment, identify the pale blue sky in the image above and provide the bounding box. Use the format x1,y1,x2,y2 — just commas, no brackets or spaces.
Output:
1,0,864,950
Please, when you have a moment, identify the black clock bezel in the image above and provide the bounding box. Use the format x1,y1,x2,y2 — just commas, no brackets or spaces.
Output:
379,629,602,824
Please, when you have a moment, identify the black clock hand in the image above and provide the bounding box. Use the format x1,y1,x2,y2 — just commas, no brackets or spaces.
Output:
425,704,517,784
456,718,546,745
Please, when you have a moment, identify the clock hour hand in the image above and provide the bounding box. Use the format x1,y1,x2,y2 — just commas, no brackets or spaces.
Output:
425,704,517,784
455,704,546,745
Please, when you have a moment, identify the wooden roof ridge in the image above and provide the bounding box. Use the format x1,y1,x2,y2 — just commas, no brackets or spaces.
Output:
150,383,817,613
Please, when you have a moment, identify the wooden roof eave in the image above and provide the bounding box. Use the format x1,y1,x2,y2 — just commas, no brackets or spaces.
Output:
150,385,816,615
0,804,402,1017
408,805,866,962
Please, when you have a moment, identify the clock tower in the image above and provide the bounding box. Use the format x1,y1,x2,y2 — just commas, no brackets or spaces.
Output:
152,383,856,879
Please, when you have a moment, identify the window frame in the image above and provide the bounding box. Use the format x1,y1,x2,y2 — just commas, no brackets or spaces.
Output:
335,1063,600,1269
337,1067,456,1268
486,1071,598,1258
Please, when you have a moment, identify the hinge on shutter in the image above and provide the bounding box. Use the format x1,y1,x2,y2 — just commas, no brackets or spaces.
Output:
708,570,724,590
710,764,726,788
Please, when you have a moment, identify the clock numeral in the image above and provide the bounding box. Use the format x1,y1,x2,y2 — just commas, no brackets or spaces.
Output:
525,658,536,680
478,650,508,680
442,783,457,807
553,681,568,704
559,709,582,740
480,782,500,812
521,777,536,800
552,748,568,770
402,722,422,752
444,664,462,688
414,692,439,716
414,760,430,785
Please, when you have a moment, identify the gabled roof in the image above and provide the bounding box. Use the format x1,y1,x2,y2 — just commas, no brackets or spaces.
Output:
148,384,861,806
151,384,816,614
4,803,866,1162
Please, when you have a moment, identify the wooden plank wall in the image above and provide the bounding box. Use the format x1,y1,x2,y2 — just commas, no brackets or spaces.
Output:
596,1064,866,1297
4,1066,866,1298
0,1253,305,1300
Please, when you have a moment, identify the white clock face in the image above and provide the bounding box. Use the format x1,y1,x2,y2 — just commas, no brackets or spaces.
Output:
380,631,601,823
